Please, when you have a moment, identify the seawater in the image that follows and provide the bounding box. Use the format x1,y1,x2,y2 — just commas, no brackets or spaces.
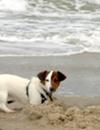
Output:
0,0,100,56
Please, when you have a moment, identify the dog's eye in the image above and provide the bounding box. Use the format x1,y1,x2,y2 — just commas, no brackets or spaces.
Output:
45,79,49,82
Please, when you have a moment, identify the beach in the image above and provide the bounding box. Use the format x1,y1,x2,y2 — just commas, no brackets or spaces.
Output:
0,0,100,129
0,98,100,130
0,53,100,130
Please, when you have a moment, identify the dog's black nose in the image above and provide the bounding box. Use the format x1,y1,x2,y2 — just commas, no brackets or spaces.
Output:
50,88,55,92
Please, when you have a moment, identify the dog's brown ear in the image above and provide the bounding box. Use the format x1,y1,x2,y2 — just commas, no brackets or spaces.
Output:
37,70,48,81
57,71,66,82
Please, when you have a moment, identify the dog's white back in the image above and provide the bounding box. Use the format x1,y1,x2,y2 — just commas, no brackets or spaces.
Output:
0,74,29,102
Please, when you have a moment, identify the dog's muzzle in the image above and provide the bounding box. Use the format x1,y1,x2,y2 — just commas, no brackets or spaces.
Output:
50,87,55,93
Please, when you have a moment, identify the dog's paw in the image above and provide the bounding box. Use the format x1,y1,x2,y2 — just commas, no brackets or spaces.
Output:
44,100,50,104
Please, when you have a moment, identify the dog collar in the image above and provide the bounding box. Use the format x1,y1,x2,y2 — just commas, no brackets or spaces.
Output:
40,93,47,103
26,80,53,103
41,88,53,102
26,80,31,98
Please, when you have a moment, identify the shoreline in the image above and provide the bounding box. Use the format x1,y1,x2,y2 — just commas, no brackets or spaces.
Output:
0,52,100,106
0,52,100,96
0,52,99,57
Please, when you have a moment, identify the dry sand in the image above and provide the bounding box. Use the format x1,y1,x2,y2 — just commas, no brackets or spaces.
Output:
0,97,100,130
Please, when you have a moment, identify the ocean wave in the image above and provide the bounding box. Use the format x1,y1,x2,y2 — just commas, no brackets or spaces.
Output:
0,0,100,13
0,0,100,56
0,28,100,56
28,0,100,12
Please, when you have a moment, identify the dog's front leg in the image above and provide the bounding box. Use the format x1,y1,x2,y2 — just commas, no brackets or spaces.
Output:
0,103,15,113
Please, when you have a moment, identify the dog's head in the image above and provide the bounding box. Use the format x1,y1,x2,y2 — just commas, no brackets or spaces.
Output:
37,70,66,94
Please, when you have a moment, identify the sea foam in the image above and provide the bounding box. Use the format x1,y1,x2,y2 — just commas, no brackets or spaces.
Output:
0,0,27,12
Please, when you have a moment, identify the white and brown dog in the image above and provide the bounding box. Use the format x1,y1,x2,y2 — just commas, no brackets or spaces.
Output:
0,70,66,112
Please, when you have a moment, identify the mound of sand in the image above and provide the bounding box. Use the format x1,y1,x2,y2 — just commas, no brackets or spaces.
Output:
0,99,100,130
22,100,100,130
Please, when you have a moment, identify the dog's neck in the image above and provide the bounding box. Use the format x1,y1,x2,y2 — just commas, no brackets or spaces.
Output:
26,79,53,103
41,87,53,101
38,83,53,103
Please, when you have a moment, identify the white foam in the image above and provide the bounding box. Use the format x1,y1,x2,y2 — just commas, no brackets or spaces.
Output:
0,31,100,56
0,0,27,12
0,35,46,43
86,0,100,4
0,51,85,57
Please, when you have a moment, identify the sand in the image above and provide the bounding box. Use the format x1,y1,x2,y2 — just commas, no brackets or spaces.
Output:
0,52,100,130
0,97,100,130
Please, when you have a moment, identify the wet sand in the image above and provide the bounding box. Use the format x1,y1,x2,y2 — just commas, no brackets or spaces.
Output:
0,52,100,96
0,52,100,130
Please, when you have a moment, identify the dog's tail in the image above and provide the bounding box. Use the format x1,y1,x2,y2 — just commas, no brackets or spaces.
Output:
7,100,15,104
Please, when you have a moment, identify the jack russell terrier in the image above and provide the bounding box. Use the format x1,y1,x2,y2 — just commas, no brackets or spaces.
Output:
0,70,66,112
